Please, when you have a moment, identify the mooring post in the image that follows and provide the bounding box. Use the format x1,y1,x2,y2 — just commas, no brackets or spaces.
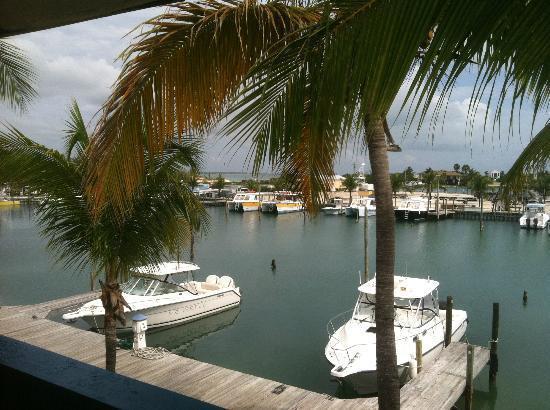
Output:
271,259,276,270
132,314,148,350
489,302,500,383
465,344,475,410
523,290,528,305
415,337,423,373
445,296,453,347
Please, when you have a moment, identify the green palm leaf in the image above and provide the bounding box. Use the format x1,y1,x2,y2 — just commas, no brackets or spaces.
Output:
501,124,550,197
0,40,37,111
88,0,320,216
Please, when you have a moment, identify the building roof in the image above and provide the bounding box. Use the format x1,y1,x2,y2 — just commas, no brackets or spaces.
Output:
1,0,172,37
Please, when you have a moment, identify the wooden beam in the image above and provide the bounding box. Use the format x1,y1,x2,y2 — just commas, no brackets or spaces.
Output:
0,0,172,37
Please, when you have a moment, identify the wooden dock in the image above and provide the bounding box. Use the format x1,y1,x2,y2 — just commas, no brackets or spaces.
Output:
1,293,489,409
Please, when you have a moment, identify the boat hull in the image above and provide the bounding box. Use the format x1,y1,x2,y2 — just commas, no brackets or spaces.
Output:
82,289,241,332
519,215,549,229
395,209,428,221
331,317,468,394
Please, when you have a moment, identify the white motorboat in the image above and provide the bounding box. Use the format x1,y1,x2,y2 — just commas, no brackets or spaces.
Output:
325,275,467,394
62,261,241,331
345,197,376,218
227,192,262,212
519,203,549,229
394,196,435,221
261,192,303,214
322,198,345,215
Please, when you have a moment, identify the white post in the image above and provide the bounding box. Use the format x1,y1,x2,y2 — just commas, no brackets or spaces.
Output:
409,357,418,379
132,314,148,350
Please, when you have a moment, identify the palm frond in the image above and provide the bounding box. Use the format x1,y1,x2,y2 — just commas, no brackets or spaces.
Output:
406,0,550,138
0,126,82,198
0,40,37,111
88,0,320,216
64,99,89,160
501,124,550,197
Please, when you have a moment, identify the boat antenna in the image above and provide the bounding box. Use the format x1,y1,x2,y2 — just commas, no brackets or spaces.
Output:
358,270,362,285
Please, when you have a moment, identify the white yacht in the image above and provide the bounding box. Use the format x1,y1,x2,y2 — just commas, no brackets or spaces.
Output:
519,203,549,229
345,197,376,218
394,196,435,221
322,198,345,215
261,192,303,214
325,276,468,394
227,192,262,212
62,262,241,331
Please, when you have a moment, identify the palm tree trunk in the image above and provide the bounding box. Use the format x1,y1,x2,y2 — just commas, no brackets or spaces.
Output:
366,114,400,409
101,265,119,372
363,208,369,283
104,298,117,372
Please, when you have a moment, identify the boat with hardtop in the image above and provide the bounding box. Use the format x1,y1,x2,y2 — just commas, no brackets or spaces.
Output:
325,275,468,394
62,261,241,331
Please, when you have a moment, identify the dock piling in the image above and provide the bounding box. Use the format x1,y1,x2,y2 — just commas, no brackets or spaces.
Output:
489,302,499,383
465,344,475,410
445,296,453,347
523,290,528,305
271,259,276,270
415,337,423,373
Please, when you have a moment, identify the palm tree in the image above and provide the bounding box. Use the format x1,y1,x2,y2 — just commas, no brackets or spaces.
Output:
0,101,208,372
469,173,491,231
0,40,37,110
212,174,226,195
86,1,549,405
422,168,436,208
342,174,358,204
390,174,404,207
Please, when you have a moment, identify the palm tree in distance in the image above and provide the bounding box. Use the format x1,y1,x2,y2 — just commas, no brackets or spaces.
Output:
342,174,358,205
390,174,404,207
469,173,491,231
86,1,549,406
422,168,436,208
0,100,208,372
0,40,37,110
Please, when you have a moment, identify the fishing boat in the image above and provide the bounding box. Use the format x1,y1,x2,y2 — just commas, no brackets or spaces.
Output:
322,198,345,215
227,192,262,212
62,261,241,331
345,197,376,218
394,196,435,221
261,192,303,214
519,203,549,229
325,275,468,394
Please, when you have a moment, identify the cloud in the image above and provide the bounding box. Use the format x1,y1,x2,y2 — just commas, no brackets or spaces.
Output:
1,7,546,175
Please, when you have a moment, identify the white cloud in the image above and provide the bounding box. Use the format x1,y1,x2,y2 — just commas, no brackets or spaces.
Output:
1,7,546,174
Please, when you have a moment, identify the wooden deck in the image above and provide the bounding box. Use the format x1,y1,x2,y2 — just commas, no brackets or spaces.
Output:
0,293,489,409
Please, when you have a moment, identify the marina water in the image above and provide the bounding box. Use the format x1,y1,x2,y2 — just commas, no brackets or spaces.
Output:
1,205,548,408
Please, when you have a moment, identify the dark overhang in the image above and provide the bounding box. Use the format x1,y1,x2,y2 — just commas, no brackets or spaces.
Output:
0,0,173,37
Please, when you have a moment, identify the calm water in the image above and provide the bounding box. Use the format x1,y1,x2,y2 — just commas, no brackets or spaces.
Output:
1,205,549,408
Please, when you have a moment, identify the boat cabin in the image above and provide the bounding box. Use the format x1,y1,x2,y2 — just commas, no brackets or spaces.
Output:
353,276,440,328
525,203,545,215
122,261,200,297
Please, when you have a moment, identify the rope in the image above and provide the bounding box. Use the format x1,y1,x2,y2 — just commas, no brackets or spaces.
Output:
131,347,170,360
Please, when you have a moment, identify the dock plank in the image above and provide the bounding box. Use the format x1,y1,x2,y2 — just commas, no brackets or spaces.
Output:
1,294,489,409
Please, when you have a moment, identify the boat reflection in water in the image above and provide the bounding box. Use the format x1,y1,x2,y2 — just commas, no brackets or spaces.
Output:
143,307,241,354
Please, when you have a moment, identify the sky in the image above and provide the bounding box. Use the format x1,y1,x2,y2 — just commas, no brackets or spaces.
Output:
1,6,547,175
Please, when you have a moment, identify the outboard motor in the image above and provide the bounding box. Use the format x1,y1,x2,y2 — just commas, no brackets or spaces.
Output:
534,217,538,228
527,218,531,229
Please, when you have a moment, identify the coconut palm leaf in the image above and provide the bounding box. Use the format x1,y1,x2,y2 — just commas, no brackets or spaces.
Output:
501,124,550,197
64,98,89,160
87,0,320,216
406,0,550,137
0,40,37,111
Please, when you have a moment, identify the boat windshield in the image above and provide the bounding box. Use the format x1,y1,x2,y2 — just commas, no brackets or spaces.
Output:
121,277,183,296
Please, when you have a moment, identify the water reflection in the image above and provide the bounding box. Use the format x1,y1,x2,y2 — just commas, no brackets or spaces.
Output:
142,307,241,354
